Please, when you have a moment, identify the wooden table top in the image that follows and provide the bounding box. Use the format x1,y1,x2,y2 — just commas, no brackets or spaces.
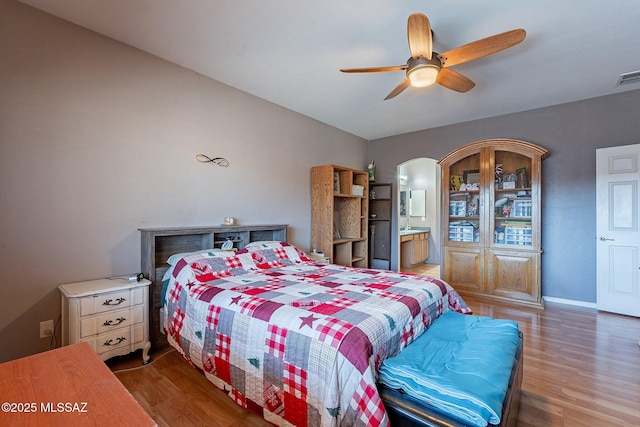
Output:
0,342,156,426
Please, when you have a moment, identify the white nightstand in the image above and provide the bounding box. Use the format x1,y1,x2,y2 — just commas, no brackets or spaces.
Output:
59,277,151,364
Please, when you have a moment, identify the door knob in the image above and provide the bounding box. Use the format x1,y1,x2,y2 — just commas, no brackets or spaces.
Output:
599,236,614,241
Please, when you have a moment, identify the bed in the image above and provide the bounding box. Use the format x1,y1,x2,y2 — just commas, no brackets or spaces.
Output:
160,241,473,426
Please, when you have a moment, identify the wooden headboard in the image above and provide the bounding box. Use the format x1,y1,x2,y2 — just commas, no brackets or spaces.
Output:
139,224,288,350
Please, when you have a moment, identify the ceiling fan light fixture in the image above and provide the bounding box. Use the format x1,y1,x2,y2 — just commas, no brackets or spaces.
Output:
341,14,525,99
406,55,441,88
408,65,439,87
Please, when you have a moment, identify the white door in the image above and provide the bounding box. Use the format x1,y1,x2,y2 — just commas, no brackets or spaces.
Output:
596,144,640,317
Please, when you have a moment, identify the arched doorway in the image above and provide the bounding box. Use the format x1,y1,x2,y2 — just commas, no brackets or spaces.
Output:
397,158,441,276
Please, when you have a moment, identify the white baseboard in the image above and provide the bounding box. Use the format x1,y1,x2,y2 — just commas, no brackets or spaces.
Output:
542,296,596,309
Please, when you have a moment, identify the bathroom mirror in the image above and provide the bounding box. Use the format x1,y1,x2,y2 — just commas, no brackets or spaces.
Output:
410,190,426,217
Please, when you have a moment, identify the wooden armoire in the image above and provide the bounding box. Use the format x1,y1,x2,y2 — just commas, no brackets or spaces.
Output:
439,139,549,308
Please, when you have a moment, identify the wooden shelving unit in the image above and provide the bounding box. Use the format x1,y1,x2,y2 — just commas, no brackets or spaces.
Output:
311,165,368,268
369,182,392,269
439,139,548,308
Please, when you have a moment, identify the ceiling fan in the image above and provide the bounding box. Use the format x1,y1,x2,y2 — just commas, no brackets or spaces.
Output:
340,13,526,100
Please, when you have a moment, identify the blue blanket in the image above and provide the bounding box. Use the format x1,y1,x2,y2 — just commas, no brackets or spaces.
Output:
378,311,519,427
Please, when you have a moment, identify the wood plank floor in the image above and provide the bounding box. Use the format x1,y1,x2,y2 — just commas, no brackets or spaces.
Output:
400,262,441,277
109,268,640,426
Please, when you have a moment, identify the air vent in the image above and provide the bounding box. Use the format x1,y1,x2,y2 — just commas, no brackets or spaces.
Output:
616,70,640,87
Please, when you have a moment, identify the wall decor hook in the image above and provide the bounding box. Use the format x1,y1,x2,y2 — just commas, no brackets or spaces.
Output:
196,154,229,167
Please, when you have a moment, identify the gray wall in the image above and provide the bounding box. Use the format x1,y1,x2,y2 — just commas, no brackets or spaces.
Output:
0,0,367,362
369,88,640,303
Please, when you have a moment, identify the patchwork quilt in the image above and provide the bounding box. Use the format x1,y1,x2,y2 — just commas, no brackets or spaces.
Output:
162,242,470,427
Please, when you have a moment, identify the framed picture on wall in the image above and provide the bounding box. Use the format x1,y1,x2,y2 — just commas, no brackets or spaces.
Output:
400,191,407,216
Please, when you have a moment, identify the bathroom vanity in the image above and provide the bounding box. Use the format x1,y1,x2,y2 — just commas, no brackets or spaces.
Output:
400,228,430,268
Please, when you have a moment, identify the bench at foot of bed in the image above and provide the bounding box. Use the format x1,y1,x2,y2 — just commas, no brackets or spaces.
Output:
378,312,523,427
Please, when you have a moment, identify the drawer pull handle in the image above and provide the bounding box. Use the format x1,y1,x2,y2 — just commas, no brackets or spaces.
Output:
103,337,126,347
102,297,126,306
103,317,126,327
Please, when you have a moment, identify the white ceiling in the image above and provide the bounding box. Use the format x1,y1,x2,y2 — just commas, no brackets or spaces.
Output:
19,0,640,140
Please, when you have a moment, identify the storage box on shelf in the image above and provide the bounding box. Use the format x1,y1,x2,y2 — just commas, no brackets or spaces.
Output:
504,222,532,245
311,165,368,268
512,198,532,217
448,222,477,242
449,200,467,217
352,184,365,196
439,139,548,308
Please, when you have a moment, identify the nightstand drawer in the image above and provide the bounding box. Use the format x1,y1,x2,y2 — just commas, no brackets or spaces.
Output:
83,324,145,356
80,305,145,338
79,287,144,316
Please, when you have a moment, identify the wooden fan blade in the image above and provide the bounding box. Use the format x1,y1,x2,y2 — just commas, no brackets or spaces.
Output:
407,13,432,59
436,68,476,93
438,29,526,67
340,65,407,73
384,77,411,100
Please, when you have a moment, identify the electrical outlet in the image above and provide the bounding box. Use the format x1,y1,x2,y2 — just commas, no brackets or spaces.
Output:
40,319,54,339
